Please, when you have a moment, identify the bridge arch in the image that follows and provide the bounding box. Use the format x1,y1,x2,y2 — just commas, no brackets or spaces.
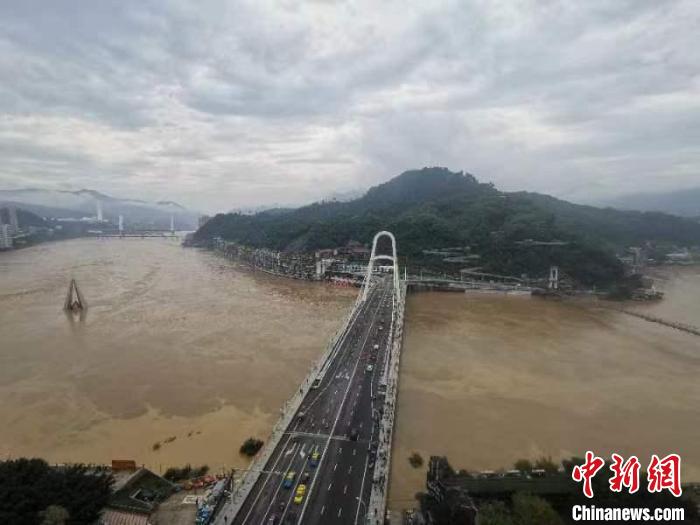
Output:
361,230,400,302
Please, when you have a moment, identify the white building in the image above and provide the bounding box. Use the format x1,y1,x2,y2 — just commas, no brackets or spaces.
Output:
0,224,13,250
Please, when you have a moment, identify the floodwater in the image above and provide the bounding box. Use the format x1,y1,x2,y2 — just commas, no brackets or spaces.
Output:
1,240,698,510
389,268,700,510
0,238,355,474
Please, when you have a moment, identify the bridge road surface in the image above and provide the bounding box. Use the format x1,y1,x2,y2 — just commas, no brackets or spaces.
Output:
228,277,395,525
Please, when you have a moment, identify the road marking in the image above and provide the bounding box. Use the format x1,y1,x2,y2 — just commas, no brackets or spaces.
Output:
238,436,296,525
348,466,353,474
354,378,381,525
328,483,332,491
277,451,313,525
353,448,356,456
344,484,348,494
338,508,343,517
321,505,325,515
297,284,390,524
333,463,337,471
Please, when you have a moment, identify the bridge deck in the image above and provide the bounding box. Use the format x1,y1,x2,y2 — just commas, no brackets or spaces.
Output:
215,277,398,525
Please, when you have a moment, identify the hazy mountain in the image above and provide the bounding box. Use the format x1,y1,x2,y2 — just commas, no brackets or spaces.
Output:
601,187,700,217
0,206,47,228
195,167,700,286
0,188,198,229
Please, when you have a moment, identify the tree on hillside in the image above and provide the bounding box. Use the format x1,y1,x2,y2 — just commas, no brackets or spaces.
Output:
478,501,514,525
511,493,564,525
513,459,533,473
39,505,69,525
0,458,113,525
534,456,559,474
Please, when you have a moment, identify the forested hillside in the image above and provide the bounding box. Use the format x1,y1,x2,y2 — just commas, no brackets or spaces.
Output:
195,168,700,286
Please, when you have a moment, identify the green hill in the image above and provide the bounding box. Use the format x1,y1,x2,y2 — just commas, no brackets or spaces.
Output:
195,168,700,286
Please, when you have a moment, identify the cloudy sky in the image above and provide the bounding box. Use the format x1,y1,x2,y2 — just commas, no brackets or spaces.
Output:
0,0,698,213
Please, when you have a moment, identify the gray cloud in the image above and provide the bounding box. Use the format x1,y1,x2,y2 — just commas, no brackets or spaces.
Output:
0,0,698,212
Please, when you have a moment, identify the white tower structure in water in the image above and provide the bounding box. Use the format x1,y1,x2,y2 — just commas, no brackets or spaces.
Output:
548,265,559,290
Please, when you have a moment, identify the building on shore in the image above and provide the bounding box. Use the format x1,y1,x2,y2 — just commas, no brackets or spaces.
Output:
0,224,13,250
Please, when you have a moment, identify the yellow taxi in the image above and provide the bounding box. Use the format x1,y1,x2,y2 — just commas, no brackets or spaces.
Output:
294,483,307,504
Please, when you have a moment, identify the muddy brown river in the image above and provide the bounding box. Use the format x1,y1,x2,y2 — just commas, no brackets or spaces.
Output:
1,240,698,511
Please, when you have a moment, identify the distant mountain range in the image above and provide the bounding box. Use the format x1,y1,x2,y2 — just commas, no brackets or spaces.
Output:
195,167,700,287
0,188,199,230
601,187,700,218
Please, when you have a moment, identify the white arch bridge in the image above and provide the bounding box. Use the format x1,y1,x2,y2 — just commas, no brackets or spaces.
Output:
216,232,406,525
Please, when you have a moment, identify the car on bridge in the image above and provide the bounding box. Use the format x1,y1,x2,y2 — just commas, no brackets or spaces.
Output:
294,484,306,504
283,471,296,489
309,451,320,468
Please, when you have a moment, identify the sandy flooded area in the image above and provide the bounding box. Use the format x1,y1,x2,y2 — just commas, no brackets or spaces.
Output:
1,240,697,513
0,238,355,474
388,277,700,510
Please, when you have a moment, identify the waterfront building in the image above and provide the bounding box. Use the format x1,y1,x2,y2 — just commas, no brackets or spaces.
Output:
0,224,13,250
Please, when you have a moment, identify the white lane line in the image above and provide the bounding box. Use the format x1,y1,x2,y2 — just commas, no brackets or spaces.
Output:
239,437,296,525
321,505,325,515
278,451,313,525
333,463,337,471
328,483,332,491
348,465,353,474
353,448,356,456
338,508,343,517
296,284,389,524
258,440,303,524
344,485,348,494
354,352,383,525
